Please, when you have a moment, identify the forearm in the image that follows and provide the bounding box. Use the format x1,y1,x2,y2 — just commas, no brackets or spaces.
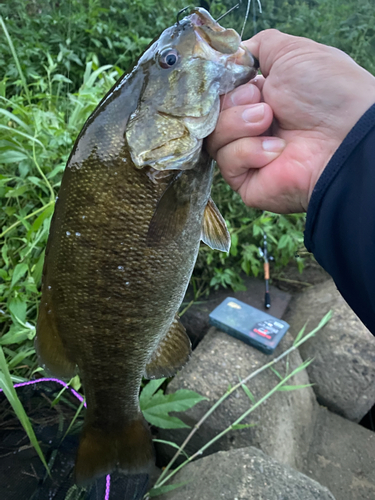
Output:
305,103,375,333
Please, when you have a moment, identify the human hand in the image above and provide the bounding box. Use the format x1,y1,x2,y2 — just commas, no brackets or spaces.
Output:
207,30,375,213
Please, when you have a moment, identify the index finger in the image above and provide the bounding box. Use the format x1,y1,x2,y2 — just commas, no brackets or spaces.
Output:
243,29,299,77
220,82,262,112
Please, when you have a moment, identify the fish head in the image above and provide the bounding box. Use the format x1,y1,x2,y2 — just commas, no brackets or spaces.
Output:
126,7,258,171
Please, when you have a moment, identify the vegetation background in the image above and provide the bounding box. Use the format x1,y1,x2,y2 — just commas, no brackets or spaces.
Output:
1,0,374,382
0,0,374,485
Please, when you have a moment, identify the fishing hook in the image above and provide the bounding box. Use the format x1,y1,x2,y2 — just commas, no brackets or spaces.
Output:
176,6,192,25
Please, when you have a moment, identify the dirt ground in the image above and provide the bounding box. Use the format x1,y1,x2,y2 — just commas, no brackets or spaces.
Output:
271,258,330,294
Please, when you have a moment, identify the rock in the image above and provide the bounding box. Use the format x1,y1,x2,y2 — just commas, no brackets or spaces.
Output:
283,279,375,421
304,406,375,500
180,276,291,348
155,447,336,500
156,326,317,470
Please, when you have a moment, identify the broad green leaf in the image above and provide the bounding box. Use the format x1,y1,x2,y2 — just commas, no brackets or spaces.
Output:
139,378,167,407
46,164,65,179
141,389,207,413
142,409,189,429
52,74,73,84
0,269,8,280
142,388,206,429
9,296,27,323
0,109,32,132
277,234,291,250
0,151,28,163
11,375,27,383
32,250,45,286
70,375,82,391
0,327,30,346
29,203,54,234
5,184,29,197
10,262,28,288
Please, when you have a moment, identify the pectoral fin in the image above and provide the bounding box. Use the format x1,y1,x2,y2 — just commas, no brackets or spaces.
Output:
144,316,191,379
146,173,191,247
201,198,231,252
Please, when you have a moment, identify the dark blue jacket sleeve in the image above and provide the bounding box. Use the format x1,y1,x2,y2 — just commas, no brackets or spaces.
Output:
304,103,375,334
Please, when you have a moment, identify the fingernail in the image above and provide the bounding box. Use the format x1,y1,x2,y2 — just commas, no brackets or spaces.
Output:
242,104,265,123
262,138,286,152
231,84,256,105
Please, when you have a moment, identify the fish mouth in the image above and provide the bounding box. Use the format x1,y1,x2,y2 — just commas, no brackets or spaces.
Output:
189,7,258,76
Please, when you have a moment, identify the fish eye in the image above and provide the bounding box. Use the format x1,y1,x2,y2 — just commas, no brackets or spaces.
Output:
159,49,179,69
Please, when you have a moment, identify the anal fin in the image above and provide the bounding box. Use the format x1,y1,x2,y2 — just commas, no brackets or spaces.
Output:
144,316,191,379
201,197,231,252
35,289,76,379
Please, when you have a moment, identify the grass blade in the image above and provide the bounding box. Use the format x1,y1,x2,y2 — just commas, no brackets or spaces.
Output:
278,383,314,391
293,322,307,346
0,346,50,474
0,16,31,105
149,481,189,497
153,439,190,459
241,383,256,404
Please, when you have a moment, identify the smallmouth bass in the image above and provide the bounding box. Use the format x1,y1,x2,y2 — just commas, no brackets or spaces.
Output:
35,7,257,486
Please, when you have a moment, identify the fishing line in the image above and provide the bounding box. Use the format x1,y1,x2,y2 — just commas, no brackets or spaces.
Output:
217,0,263,145
216,3,240,22
0,378,112,500
241,0,263,38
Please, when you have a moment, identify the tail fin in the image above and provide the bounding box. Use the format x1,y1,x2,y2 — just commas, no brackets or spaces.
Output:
86,472,150,500
75,416,154,486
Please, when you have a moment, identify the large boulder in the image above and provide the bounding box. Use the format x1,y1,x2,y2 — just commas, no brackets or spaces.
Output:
284,279,375,421
304,406,375,500
156,447,335,500
156,326,317,470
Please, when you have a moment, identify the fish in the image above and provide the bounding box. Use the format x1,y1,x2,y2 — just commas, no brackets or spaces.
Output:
35,7,258,486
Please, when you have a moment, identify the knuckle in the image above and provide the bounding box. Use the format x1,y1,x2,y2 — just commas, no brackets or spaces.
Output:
233,138,252,162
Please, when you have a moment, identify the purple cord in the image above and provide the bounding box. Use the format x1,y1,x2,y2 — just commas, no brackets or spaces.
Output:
105,474,111,500
11,377,86,406
0,377,111,499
